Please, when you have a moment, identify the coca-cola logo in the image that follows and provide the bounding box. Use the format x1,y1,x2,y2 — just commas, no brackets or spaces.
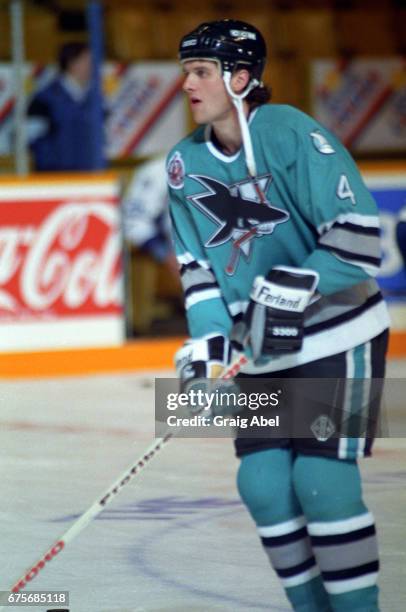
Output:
0,201,122,316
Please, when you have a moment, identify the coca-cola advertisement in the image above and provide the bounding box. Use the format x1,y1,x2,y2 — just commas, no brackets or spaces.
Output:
0,176,124,351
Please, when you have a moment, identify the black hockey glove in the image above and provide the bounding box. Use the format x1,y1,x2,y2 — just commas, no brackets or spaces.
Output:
245,266,319,362
175,334,238,417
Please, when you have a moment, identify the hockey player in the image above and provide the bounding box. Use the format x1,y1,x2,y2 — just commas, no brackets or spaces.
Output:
168,20,390,612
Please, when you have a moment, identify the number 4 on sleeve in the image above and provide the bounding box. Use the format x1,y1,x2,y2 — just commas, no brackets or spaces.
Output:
337,174,356,205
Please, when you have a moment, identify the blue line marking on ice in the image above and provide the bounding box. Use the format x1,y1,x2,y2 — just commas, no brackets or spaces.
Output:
50,496,243,523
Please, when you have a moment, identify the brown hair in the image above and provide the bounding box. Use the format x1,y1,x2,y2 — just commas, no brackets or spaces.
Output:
234,63,272,108
58,42,89,73
246,84,272,108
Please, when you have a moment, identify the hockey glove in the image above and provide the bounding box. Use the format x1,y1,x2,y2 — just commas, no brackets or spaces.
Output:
175,334,238,417
245,266,319,362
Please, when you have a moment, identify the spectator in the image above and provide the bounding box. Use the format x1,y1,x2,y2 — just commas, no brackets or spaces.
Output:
27,42,105,171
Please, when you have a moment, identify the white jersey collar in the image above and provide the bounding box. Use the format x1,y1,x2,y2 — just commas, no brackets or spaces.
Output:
204,108,259,164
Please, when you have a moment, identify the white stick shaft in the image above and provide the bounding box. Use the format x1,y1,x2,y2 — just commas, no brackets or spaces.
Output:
2,353,248,600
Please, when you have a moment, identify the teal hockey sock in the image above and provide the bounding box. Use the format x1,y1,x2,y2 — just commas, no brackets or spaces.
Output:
292,455,379,612
237,448,332,611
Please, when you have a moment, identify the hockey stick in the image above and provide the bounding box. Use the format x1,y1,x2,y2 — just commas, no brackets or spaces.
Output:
0,352,248,601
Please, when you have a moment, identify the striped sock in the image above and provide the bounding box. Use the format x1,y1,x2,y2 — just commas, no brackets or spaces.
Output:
258,516,332,611
308,512,379,611
237,449,332,611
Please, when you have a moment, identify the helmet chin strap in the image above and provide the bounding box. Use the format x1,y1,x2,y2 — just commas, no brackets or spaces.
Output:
223,70,259,178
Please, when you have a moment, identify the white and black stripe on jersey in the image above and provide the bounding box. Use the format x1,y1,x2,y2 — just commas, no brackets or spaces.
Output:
232,280,389,374
317,213,381,277
177,252,222,310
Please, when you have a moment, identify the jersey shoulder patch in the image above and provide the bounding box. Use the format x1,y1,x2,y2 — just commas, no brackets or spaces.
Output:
310,130,335,155
167,150,185,189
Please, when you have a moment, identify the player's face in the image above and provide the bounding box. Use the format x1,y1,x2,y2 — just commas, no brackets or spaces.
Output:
182,60,233,125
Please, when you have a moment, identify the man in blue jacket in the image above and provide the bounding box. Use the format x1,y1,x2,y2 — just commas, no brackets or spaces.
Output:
28,42,105,171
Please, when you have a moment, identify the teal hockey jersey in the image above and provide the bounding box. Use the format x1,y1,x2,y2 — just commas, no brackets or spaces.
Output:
166,104,390,373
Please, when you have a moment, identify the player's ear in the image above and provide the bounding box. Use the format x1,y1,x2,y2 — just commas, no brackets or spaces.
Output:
230,69,250,94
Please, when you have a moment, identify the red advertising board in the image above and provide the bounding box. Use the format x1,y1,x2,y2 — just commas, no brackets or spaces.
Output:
0,175,124,351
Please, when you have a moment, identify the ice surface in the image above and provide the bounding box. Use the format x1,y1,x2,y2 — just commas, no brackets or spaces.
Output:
0,361,405,611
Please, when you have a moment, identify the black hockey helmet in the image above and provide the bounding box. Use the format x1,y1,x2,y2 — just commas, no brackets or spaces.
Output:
179,19,267,81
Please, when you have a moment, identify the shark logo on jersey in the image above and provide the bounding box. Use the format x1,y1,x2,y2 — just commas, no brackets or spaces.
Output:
188,175,289,272
310,130,335,154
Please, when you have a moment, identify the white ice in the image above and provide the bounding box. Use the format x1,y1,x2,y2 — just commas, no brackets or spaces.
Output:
0,360,405,612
